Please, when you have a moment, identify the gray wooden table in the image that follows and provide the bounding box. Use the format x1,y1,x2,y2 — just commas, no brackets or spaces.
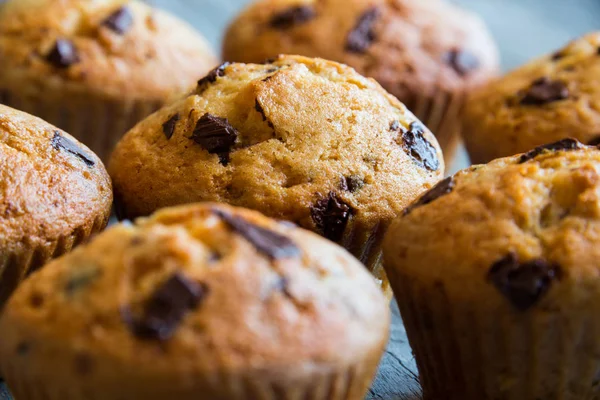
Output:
1,1,599,398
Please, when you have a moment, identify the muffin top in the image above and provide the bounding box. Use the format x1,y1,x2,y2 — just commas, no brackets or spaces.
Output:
109,55,444,238
0,204,389,388
464,32,600,164
0,104,112,253
222,0,499,99
384,139,600,312
0,0,218,100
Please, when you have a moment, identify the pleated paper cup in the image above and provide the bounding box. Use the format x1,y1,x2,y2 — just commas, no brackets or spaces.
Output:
0,86,163,162
0,212,110,310
388,266,600,400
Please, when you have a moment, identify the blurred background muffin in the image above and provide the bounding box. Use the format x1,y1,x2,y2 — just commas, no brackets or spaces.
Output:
109,55,444,298
0,203,389,400
463,32,600,164
384,140,600,399
0,0,218,160
0,105,112,310
222,0,500,166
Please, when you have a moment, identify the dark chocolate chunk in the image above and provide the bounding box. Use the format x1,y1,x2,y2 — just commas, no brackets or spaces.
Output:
215,210,301,260
340,176,364,192
488,253,561,311
191,114,238,164
551,51,565,61
51,131,95,167
443,49,480,76
311,192,353,242
46,39,80,68
402,122,440,171
128,273,207,340
588,136,600,146
162,114,180,140
520,77,569,105
389,120,401,131
345,7,380,53
197,62,230,88
518,138,582,163
269,5,316,29
404,176,455,216
102,7,134,34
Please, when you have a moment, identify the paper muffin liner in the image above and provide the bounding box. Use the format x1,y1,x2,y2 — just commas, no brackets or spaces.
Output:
0,87,163,161
404,89,465,166
341,218,393,301
388,267,600,400
0,212,110,310
2,355,381,400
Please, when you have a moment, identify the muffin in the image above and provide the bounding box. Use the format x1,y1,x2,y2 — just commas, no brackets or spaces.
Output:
109,55,445,298
222,0,500,164
0,203,390,400
0,104,112,310
463,32,600,164
0,0,218,160
384,139,600,399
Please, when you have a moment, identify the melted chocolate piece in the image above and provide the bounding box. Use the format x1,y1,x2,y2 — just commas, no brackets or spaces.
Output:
518,138,582,163
488,253,561,311
51,131,95,167
402,122,439,171
215,210,301,260
311,192,353,242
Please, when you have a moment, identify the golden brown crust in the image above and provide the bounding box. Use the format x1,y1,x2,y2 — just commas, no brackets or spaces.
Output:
384,142,600,311
0,203,389,399
463,32,600,164
222,0,499,99
109,55,444,246
0,104,112,254
0,0,218,101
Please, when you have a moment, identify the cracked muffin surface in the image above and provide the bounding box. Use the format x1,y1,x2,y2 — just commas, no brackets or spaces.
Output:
109,55,445,293
222,0,500,163
0,104,112,308
0,203,390,400
463,32,600,164
384,140,600,399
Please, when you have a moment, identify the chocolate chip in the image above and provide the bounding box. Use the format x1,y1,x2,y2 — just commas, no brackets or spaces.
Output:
520,77,569,105
345,7,380,53
269,5,316,29
102,7,133,34
197,62,230,88
255,99,274,129
551,51,565,61
404,176,454,216
588,136,600,146
46,39,80,68
340,176,364,193
311,192,353,242
518,138,582,163
401,122,439,171
191,114,238,165
488,253,561,311
390,120,401,131
443,49,480,76
215,210,301,260
162,114,179,140
128,273,207,340
51,131,95,167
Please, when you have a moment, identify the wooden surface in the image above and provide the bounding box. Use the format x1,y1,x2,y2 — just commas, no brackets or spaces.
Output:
1,1,599,398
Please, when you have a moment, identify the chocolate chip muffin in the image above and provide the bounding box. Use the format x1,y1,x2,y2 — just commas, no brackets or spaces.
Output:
384,139,600,399
0,203,390,400
0,0,218,160
109,55,445,298
0,104,111,310
463,32,600,164
222,0,500,165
